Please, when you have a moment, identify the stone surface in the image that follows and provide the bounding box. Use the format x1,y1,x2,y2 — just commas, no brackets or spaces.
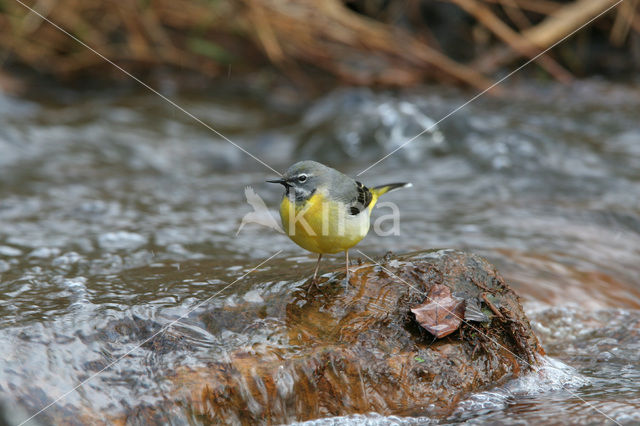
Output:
163,249,545,423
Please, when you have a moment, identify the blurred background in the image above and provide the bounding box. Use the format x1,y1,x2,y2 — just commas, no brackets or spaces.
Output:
1,0,640,91
1,0,640,424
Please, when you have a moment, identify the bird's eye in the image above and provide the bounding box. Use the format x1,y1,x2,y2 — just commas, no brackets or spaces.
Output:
297,174,308,183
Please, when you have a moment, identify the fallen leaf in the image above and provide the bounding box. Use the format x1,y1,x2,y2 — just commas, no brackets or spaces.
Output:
411,284,466,338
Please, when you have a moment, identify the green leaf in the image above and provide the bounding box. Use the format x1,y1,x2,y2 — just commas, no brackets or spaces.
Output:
414,356,425,363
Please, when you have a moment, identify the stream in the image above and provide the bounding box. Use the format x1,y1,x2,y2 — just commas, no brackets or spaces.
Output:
0,79,639,424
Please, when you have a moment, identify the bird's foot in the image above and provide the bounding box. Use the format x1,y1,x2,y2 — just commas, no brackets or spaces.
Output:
343,262,352,287
305,277,325,297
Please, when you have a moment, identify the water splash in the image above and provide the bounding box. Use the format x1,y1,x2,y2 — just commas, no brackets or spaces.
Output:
451,356,588,419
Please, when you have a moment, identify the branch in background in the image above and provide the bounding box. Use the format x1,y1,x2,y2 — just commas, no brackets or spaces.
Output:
499,0,533,30
610,0,638,46
479,0,562,15
451,0,573,82
0,0,636,90
474,0,622,74
240,0,495,89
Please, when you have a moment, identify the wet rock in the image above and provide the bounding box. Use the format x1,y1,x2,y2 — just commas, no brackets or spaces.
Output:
165,250,544,423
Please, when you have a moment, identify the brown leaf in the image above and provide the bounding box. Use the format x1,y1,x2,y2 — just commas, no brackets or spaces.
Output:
411,284,466,338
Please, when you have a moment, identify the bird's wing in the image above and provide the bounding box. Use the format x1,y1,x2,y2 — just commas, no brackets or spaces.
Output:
347,181,373,215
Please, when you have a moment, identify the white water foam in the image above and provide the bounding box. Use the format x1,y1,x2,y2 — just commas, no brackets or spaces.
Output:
295,412,436,426
451,355,588,417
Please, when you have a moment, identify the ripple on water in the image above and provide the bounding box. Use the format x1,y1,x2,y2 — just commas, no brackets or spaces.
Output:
0,245,22,257
0,82,639,424
451,356,588,419
98,231,147,251
294,413,437,425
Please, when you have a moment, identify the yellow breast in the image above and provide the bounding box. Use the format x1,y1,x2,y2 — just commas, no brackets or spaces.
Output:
279,190,370,254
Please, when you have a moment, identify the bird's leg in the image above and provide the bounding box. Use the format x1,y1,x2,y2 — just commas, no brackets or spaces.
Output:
312,253,323,283
305,253,323,296
345,249,350,284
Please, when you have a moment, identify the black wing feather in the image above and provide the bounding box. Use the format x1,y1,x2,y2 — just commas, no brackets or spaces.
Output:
349,181,373,215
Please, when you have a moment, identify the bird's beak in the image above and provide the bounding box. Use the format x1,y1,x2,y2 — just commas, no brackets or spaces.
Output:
266,178,289,187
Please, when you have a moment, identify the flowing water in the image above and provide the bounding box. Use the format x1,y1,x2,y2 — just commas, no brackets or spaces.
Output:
0,80,639,425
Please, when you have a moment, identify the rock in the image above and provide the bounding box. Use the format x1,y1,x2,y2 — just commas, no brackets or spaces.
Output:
164,250,544,423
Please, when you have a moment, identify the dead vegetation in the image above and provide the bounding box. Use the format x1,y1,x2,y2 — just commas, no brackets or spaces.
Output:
0,0,638,90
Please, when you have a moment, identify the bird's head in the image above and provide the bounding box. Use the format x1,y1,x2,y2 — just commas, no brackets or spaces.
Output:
266,160,331,201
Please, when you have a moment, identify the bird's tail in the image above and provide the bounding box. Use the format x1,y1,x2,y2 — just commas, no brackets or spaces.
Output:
367,182,412,211
371,182,412,198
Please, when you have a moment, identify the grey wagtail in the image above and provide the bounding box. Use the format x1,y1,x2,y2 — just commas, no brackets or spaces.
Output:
267,161,411,282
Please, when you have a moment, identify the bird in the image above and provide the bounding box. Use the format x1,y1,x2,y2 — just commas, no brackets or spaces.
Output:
267,160,411,284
